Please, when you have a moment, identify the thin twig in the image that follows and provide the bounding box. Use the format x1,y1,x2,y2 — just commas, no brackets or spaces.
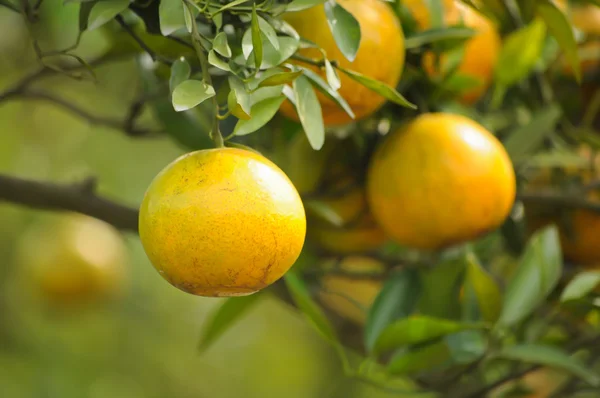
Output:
517,192,600,213
14,90,159,137
114,15,173,66
0,174,139,232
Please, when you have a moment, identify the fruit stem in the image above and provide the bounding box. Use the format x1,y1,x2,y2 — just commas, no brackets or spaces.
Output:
186,0,225,148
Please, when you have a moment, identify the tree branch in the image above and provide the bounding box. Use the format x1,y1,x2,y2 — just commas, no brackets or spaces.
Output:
0,174,139,232
517,192,600,213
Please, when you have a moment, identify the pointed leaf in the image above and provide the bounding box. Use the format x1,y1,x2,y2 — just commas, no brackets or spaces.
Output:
374,316,487,356
536,0,581,83
258,70,304,88
257,16,280,50
388,341,452,375
404,26,476,49
365,269,421,353
208,50,231,71
169,58,191,93
324,59,341,91
183,2,193,33
79,1,96,31
299,67,354,119
172,80,216,112
286,0,326,12
233,95,285,136
466,251,502,323
284,270,338,343
324,0,361,62
228,90,251,120
497,344,600,386
251,4,263,70
337,66,416,109
304,200,345,226
293,75,325,150
228,76,252,116
159,0,185,36
503,104,562,163
495,18,547,87
561,271,600,302
87,0,129,31
213,31,232,58
198,293,264,352
498,226,562,327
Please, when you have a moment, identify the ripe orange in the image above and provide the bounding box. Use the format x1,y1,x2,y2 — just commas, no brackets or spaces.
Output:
139,148,306,297
403,0,501,104
279,0,405,126
571,3,600,36
367,113,516,251
318,256,385,324
15,213,128,304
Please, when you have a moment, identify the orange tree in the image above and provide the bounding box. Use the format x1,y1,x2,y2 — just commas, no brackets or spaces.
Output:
3,0,600,396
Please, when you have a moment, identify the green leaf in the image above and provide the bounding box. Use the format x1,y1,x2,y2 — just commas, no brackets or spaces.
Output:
257,16,280,50
213,0,250,14
365,269,421,354
536,0,581,83
79,1,96,31
387,341,452,375
446,330,487,364
251,4,262,70
304,200,345,226
233,96,285,136
496,344,600,386
198,293,264,352
284,270,338,343
324,0,361,62
293,75,325,150
494,18,547,101
172,80,216,112
240,32,300,69
87,0,130,31
418,257,466,320
169,58,191,93
526,149,589,169
561,271,600,302
426,0,445,28
404,26,476,49
213,31,232,58
299,67,354,119
498,226,562,327
503,104,562,163
286,0,327,12
337,66,416,109
373,315,486,356
159,0,185,36
228,90,250,120
324,59,341,91
228,76,252,116
257,70,304,88
208,50,231,71
183,2,193,33
465,251,502,323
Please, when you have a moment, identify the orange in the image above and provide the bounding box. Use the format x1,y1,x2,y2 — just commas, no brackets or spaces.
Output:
403,0,501,104
524,147,600,265
139,148,306,297
572,4,600,36
15,213,128,304
367,113,516,251
318,256,385,324
279,0,405,126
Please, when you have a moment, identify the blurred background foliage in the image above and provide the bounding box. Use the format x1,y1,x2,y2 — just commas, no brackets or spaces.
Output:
0,4,403,397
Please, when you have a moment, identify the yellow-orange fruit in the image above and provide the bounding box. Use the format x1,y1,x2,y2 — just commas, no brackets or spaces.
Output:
139,148,306,297
404,0,501,104
279,0,405,126
367,113,516,250
15,213,128,303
